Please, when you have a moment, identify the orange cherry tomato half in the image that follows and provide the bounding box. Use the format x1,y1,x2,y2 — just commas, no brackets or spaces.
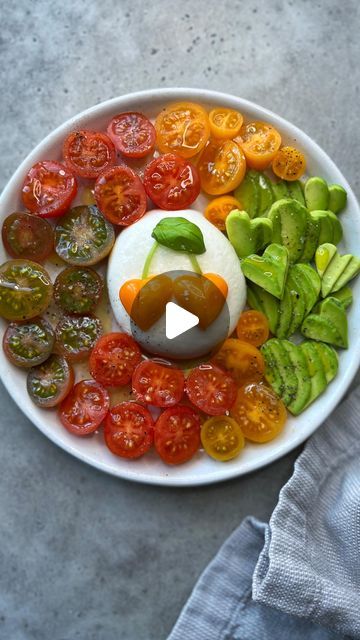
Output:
272,146,306,181
212,338,265,386
119,276,154,316
236,310,269,347
201,415,245,461
198,139,246,195
230,382,287,443
236,121,281,170
203,273,228,299
155,101,210,159
209,108,243,139
204,195,242,231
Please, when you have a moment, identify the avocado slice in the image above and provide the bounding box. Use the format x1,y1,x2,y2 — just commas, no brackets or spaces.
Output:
261,341,286,399
287,180,306,205
304,177,329,211
328,184,347,214
310,210,334,245
276,283,293,338
315,243,338,278
272,180,289,201
312,342,338,383
286,267,306,336
234,170,260,219
241,243,289,300
332,256,360,292
301,341,328,407
258,173,274,216
301,297,348,349
327,210,343,245
261,339,298,406
299,214,320,263
268,198,308,263
282,340,311,415
226,210,273,259
328,285,353,309
320,253,354,297
246,282,279,334
292,264,321,315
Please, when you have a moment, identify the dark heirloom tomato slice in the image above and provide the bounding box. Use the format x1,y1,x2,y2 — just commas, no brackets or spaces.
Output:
63,130,116,179
154,405,201,465
59,379,110,436
185,363,237,416
3,317,54,368
2,212,54,261
107,112,156,158
94,165,147,226
21,161,77,218
132,360,185,407
54,205,115,266
143,153,200,210
104,402,154,458
0,259,53,321
89,332,142,387
54,267,103,315
55,315,102,362
27,354,74,408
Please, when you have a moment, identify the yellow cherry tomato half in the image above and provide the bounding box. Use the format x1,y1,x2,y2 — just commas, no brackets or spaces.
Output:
155,101,210,159
201,415,245,461
209,108,243,139
212,338,265,386
204,195,242,231
198,139,246,195
272,146,306,181
236,310,269,347
236,121,282,170
230,382,287,443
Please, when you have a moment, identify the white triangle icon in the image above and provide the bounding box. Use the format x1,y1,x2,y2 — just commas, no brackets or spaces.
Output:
165,302,199,340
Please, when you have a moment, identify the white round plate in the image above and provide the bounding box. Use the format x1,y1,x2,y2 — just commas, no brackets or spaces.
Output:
1,88,360,486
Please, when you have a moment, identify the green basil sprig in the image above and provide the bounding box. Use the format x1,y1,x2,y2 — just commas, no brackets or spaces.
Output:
151,217,206,255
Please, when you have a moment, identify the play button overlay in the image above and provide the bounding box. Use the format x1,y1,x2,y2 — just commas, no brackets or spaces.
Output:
165,302,199,340
130,270,230,365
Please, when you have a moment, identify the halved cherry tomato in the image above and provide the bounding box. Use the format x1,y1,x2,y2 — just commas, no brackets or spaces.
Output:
3,317,54,368
54,267,103,315
236,310,269,347
272,146,306,181
129,274,173,331
143,153,200,210
203,273,228,299
201,416,245,461
27,354,74,408
63,130,116,179
155,101,210,159
204,195,242,231
198,139,246,195
94,165,147,226
59,379,110,436
104,402,154,458
132,360,184,407
0,259,53,321
230,382,287,443
2,212,54,262
54,205,115,266
21,161,77,218
55,315,103,362
173,273,226,329
107,112,156,158
236,121,281,170
154,405,201,465
89,333,142,387
186,363,237,415
119,276,153,316
212,338,265,386
209,108,243,139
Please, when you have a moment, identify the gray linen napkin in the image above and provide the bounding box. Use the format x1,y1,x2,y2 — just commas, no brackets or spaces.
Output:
168,385,360,639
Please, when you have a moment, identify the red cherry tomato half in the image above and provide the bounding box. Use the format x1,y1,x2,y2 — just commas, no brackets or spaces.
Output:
59,379,110,436
89,332,142,387
21,161,77,218
94,165,147,226
104,402,154,458
132,360,185,407
154,405,201,465
143,153,201,210
2,212,54,261
186,363,237,415
63,130,116,179
107,112,156,158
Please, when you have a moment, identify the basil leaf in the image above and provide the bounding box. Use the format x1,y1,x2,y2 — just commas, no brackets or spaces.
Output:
151,217,206,255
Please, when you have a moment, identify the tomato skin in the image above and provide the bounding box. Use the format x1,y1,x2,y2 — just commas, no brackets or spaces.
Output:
204,196,242,231
132,360,185,407
143,153,200,210
54,267,103,315
272,146,306,181
104,402,154,458
3,317,54,368
21,161,77,218
155,102,210,158
0,259,53,321
209,108,243,139
198,139,246,195
236,310,269,347
27,354,74,408
107,112,156,158
201,415,245,461
186,363,237,416
54,205,115,266
212,338,265,386
154,405,201,465
2,212,54,262
63,130,116,179
94,165,147,226
236,121,282,170
55,315,103,362
89,333,142,387
59,379,110,436
230,382,287,443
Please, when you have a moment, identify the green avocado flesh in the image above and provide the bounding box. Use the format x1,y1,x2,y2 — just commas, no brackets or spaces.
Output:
226,210,272,259
268,198,308,263
304,177,329,211
241,243,289,299
328,184,347,214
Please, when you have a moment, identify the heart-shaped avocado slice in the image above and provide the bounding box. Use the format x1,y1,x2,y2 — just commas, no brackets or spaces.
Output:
301,297,348,348
241,243,289,299
267,198,309,263
226,210,273,259
315,243,360,297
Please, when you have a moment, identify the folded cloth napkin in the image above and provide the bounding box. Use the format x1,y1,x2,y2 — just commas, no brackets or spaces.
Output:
168,385,360,640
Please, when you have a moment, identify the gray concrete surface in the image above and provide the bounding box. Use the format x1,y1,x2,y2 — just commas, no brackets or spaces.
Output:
0,0,359,638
